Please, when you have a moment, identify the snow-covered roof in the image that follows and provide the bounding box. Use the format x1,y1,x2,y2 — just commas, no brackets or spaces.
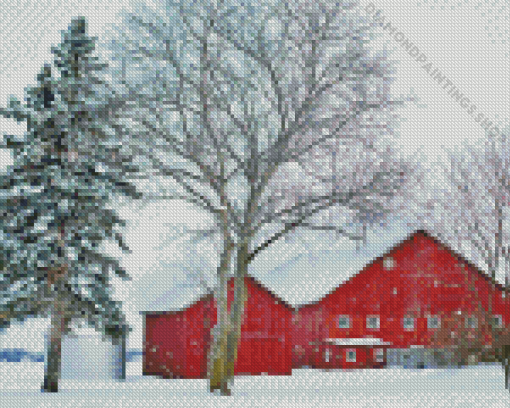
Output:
325,338,392,346
139,283,209,313
253,220,416,306
134,219,417,312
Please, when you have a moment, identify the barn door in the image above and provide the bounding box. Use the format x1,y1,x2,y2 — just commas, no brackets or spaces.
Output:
235,338,285,375
235,338,258,375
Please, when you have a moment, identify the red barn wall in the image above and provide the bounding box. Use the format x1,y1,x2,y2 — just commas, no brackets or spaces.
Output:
143,276,293,379
235,277,293,375
144,294,213,378
293,230,510,369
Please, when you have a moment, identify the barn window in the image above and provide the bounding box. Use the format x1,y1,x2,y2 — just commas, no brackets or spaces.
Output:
374,348,384,362
346,350,356,362
366,316,380,329
324,348,331,363
383,257,395,270
403,317,415,330
338,315,350,329
493,315,503,328
427,316,440,329
465,316,478,329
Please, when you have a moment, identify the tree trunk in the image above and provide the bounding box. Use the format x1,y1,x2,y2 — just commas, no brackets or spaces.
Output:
208,239,233,395
207,162,235,395
42,225,69,393
223,242,249,386
486,290,496,361
504,345,510,389
42,298,68,393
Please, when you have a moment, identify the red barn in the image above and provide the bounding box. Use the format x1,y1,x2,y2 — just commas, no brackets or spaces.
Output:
142,275,294,379
293,230,510,369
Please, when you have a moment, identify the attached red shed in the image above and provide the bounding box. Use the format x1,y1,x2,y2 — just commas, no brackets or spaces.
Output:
142,275,294,379
293,230,510,369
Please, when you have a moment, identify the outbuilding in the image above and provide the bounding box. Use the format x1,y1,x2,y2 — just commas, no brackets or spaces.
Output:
141,275,294,379
50,326,126,381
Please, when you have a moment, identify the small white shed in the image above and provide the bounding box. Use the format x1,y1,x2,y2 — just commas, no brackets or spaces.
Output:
45,327,126,381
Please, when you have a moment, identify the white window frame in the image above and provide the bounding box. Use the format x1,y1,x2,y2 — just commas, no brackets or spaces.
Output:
493,315,503,328
427,316,440,330
324,348,331,363
403,317,415,330
346,349,356,362
374,348,384,363
366,315,380,330
338,315,350,329
465,316,478,329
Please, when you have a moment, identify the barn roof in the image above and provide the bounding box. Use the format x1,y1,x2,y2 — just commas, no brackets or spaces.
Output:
136,220,415,311
261,221,415,306
245,275,295,311
410,230,510,293
294,229,510,310
369,229,510,293
139,282,211,314
137,223,509,313
140,275,294,315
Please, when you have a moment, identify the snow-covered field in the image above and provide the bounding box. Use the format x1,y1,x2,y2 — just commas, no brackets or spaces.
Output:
1,362,510,408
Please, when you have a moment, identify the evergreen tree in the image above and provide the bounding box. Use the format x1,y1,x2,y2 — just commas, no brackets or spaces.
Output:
0,17,140,392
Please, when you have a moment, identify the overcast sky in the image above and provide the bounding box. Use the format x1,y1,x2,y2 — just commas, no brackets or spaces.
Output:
0,0,508,350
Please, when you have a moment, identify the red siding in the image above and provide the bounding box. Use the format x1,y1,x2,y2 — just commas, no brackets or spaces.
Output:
235,276,293,375
144,295,213,378
143,276,293,379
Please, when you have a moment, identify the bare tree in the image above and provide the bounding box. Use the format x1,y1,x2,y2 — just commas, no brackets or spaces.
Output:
429,127,510,282
429,261,510,367
420,124,510,388
103,0,422,394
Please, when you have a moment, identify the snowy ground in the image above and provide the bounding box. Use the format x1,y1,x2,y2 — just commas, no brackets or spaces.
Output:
1,361,510,408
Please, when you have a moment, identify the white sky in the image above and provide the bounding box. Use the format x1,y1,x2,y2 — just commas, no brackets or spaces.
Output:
0,0,508,350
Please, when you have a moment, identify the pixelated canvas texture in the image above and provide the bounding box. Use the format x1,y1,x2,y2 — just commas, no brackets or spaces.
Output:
0,0,509,407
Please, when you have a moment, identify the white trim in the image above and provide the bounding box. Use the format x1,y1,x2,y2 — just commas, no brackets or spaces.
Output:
326,338,391,346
